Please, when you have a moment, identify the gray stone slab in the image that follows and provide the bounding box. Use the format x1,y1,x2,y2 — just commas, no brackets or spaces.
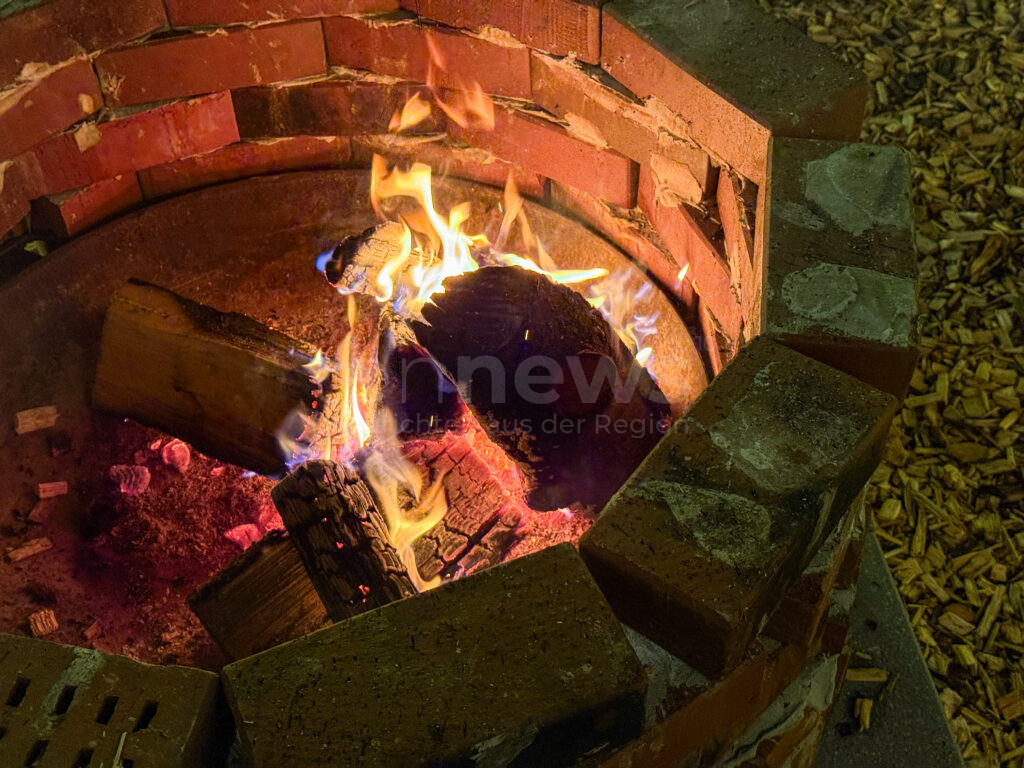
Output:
814,533,964,768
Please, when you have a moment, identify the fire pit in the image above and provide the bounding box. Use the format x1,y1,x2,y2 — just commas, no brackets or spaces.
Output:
0,1,918,766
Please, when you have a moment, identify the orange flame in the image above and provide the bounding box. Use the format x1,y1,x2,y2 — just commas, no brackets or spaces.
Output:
388,91,433,133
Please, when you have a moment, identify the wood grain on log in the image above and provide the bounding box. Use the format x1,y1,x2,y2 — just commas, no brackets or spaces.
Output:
272,460,416,621
188,531,329,659
92,279,322,475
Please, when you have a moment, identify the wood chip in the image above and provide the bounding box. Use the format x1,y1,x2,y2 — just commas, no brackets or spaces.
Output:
28,609,58,637
846,667,890,683
6,537,53,562
37,481,68,499
856,697,874,731
14,405,58,434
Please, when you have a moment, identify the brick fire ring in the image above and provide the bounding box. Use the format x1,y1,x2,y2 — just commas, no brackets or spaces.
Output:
0,1,919,766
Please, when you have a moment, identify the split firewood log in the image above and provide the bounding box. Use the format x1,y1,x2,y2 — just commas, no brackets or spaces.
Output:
93,279,327,475
272,460,417,621
188,531,329,659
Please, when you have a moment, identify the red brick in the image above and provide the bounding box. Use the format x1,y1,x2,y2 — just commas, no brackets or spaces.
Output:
0,58,101,162
0,632,225,767
139,136,352,198
601,1,867,184
0,0,166,87
451,103,638,207
94,21,327,107
0,161,31,238
324,15,531,99
404,0,602,63
717,168,758,323
19,93,240,197
580,337,897,676
166,0,397,26
232,77,439,138
32,173,142,238
223,544,646,767
531,52,712,201
639,166,741,341
549,180,696,313
352,134,545,197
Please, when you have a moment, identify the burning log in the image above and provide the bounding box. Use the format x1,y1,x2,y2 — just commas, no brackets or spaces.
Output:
411,266,671,509
272,460,417,621
92,279,324,475
188,531,329,660
322,221,405,294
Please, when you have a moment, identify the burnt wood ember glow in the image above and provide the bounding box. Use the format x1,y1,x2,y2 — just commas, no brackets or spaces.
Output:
0,0,920,766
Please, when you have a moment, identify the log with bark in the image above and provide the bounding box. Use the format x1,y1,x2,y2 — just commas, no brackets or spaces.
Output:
188,531,329,659
93,279,326,475
272,460,417,621
412,266,671,509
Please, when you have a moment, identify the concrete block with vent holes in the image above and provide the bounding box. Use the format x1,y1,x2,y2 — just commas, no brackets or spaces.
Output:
0,632,227,767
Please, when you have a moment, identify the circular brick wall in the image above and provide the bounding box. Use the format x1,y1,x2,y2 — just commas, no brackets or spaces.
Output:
0,1,919,766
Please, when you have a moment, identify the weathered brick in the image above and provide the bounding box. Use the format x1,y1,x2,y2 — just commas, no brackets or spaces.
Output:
762,138,918,398
19,93,240,197
0,160,31,238
531,52,712,201
94,21,327,107
139,136,352,198
231,77,439,138
602,0,867,184
548,180,696,312
166,0,397,26
0,58,101,162
451,102,638,207
31,172,142,238
580,337,896,675
404,0,602,63
222,544,646,767
352,134,546,197
0,632,226,767
324,14,531,99
639,166,741,341
0,0,167,86
717,167,759,326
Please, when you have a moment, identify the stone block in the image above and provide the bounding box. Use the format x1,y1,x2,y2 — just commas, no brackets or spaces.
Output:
580,337,896,675
762,138,918,398
222,544,647,767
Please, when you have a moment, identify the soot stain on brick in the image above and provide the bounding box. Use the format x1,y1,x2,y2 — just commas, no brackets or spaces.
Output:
779,262,915,345
627,480,771,571
803,144,911,236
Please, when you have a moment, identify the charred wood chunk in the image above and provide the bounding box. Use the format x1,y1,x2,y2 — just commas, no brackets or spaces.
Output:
411,266,670,509
188,531,329,660
272,460,416,621
92,279,322,475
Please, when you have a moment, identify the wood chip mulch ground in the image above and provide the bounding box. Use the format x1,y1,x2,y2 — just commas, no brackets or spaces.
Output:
762,1,1024,765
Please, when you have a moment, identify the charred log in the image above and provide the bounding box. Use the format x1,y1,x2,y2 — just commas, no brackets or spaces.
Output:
323,221,406,292
411,266,670,509
92,279,324,475
272,460,417,621
187,531,329,660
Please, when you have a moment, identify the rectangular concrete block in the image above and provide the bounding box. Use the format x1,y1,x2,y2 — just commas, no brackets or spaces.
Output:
762,138,918,398
0,632,227,767
581,337,896,676
222,543,647,767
